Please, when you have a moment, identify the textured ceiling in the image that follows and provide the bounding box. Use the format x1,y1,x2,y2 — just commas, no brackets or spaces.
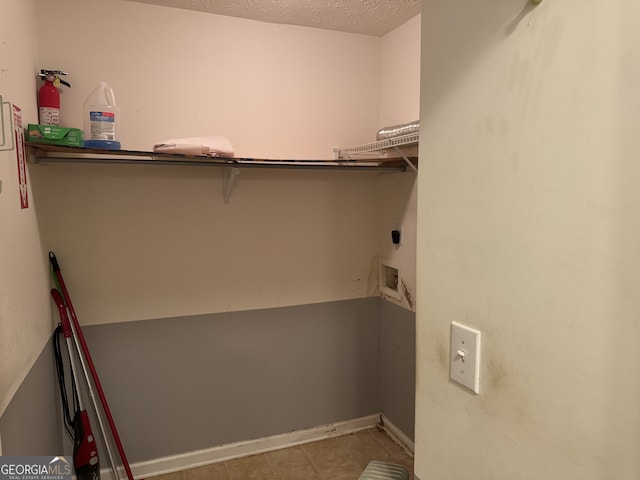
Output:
124,0,421,36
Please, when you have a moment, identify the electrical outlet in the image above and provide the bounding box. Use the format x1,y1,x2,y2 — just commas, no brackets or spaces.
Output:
392,222,403,246
450,322,481,393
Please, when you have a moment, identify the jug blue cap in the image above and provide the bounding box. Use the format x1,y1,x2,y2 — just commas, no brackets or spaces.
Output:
84,139,121,150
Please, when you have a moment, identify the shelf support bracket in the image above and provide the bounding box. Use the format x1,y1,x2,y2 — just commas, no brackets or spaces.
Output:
393,146,418,173
223,166,240,204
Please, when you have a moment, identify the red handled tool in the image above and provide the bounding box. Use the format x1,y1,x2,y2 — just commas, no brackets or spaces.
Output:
50,251,135,480
52,289,100,480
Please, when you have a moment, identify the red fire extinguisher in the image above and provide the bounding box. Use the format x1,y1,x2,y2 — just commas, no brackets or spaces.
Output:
38,69,70,126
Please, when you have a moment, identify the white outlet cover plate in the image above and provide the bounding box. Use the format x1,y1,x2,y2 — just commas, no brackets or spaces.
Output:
450,321,481,393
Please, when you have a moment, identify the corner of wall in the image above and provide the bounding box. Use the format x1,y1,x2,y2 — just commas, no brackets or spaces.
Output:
0,0,54,419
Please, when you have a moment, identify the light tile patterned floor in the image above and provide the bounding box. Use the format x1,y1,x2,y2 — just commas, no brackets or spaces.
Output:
152,427,413,480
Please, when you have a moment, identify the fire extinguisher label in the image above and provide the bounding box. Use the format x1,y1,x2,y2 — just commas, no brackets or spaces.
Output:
39,106,59,126
89,111,116,140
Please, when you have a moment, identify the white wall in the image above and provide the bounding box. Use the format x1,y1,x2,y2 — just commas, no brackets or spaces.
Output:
376,15,420,312
416,1,640,478
379,13,421,128
0,0,50,418
36,0,381,158
42,165,382,325
34,0,420,325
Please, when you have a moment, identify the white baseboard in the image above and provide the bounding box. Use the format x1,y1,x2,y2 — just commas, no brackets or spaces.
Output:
100,413,415,480
101,414,381,480
379,414,414,456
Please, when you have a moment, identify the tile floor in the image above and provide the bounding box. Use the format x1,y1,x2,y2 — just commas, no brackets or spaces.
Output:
153,427,413,480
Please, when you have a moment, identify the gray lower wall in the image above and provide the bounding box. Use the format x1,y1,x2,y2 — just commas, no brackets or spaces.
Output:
82,298,382,462
0,337,61,455
1,297,415,463
379,300,416,441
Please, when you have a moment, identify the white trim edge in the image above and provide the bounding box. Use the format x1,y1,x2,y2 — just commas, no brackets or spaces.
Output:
379,414,414,457
101,414,381,480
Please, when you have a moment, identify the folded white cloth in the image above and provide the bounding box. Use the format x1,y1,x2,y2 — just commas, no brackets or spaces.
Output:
153,136,234,157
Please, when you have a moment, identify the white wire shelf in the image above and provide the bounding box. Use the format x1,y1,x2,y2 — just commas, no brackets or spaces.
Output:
333,132,419,173
27,143,411,170
333,132,419,159
27,143,415,204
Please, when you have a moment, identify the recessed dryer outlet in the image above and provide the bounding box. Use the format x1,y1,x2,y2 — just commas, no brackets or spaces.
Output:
379,260,401,300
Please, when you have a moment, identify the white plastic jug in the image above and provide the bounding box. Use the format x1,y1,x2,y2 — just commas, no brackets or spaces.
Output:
83,81,121,150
